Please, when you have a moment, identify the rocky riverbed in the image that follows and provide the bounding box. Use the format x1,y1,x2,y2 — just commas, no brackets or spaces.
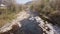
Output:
0,9,60,34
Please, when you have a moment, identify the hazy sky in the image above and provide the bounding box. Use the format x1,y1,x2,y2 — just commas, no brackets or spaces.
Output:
16,0,32,4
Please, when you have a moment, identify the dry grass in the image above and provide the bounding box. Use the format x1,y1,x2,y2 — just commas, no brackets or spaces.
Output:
0,8,20,27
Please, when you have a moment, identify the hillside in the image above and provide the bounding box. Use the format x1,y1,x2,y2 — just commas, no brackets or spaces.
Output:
0,0,24,27
29,0,60,26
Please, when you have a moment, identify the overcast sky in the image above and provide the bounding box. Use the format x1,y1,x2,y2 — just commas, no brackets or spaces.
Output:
16,0,32,4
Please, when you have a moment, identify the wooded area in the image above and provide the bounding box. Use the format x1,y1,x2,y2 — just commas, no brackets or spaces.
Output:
29,0,60,25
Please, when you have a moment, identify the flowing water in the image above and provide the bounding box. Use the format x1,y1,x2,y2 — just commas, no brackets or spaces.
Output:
0,8,60,34
25,9,60,34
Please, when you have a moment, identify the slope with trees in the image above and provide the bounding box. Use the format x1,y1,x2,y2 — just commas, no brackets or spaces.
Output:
29,0,60,25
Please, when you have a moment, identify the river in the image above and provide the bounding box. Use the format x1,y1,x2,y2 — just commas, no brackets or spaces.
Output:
0,8,60,34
